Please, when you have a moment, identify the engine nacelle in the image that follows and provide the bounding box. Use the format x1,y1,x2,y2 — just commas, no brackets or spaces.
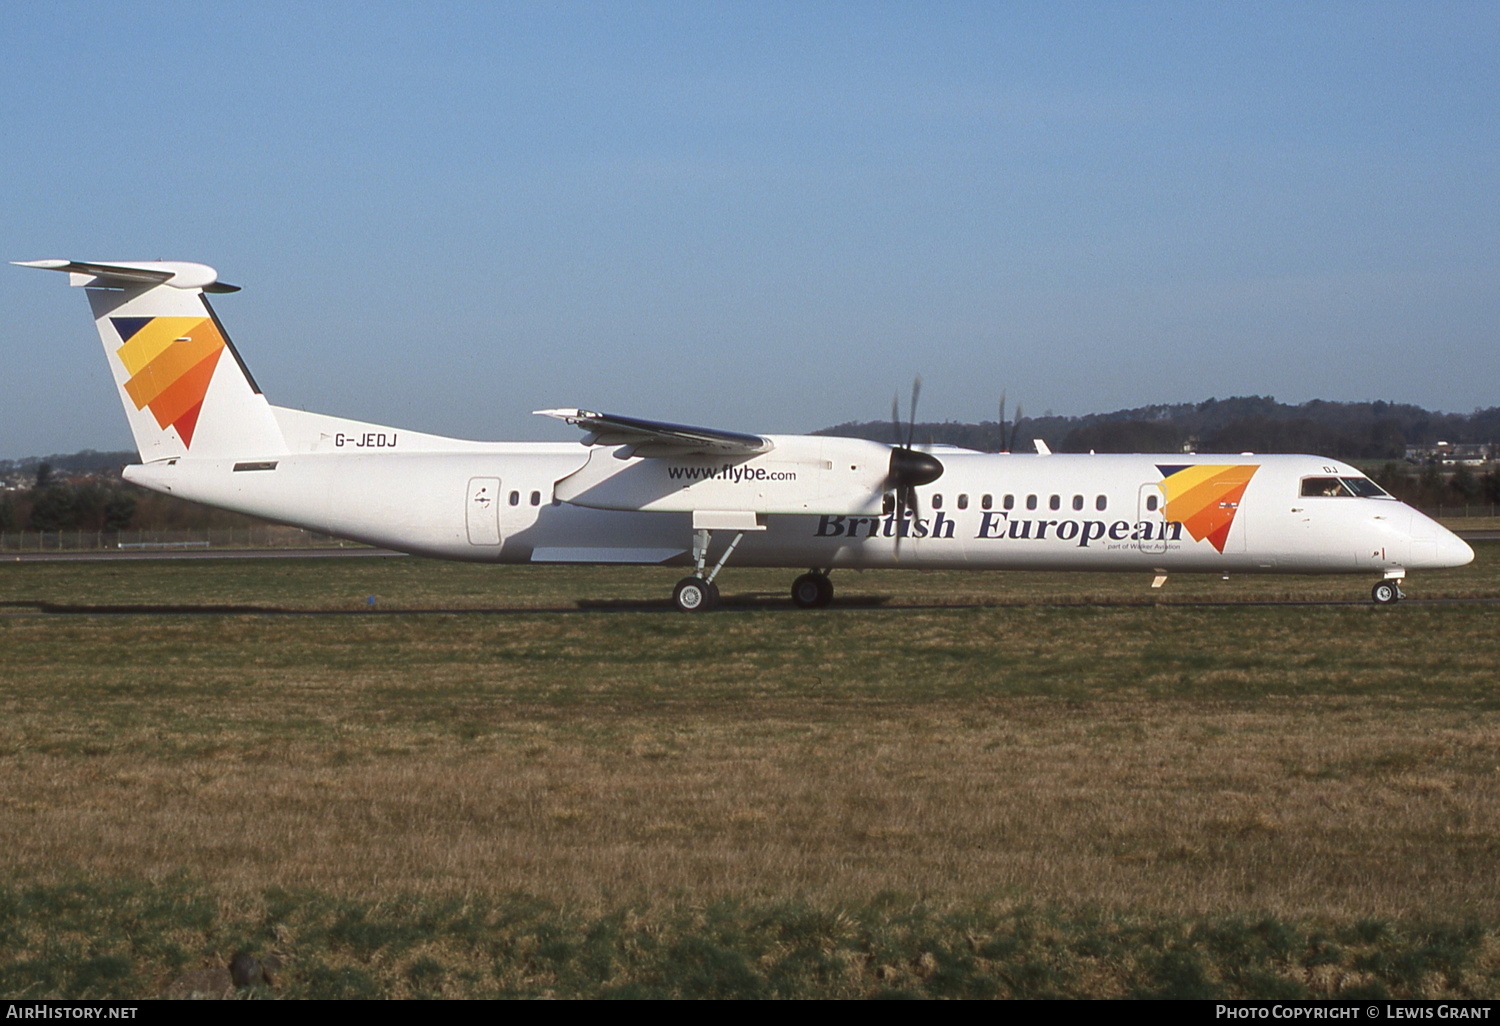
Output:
553,435,895,515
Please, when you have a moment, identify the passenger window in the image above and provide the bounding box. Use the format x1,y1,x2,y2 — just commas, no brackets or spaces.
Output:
957,494,969,510
932,494,943,510
530,491,541,506
1026,494,1038,510
1146,494,1159,512
1049,494,1061,511
981,494,992,510
1072,495,1083,511
508,491,520,506
1003,494,1015,510
1096,495,1107,511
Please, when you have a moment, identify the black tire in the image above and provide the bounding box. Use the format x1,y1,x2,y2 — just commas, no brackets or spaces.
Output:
674,576,713,612
814,573,834,607
791,572,833,609
1371,581,1399,605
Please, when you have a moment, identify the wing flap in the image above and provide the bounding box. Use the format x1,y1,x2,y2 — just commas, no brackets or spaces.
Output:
535,408,772,457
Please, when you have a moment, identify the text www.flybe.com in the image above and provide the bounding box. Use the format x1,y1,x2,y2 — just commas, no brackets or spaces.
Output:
666,465,798,483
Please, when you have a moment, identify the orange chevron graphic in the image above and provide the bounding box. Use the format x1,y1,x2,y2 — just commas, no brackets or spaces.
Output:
111,315,225,447
1156,463,1259,553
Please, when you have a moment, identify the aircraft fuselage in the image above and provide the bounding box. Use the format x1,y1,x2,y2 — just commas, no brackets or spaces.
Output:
124,447,1472,577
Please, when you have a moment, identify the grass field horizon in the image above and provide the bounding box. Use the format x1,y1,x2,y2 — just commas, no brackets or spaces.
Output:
2,549,1498,997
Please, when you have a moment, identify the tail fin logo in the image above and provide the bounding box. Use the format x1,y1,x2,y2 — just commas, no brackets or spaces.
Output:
1155,463,1259,553
110,316,226,448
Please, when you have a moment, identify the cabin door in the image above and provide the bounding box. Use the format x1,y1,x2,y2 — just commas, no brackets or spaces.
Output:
1136,483,1167,553
466,477,502,546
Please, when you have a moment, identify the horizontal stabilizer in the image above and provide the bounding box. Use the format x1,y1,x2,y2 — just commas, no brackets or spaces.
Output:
536,408,772,457
13,260,240,292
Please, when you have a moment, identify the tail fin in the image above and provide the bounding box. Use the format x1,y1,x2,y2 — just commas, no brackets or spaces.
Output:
17,260,286,461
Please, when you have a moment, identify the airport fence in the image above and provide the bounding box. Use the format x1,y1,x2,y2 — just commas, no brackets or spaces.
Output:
1419,504,1499,520
0,526,364,552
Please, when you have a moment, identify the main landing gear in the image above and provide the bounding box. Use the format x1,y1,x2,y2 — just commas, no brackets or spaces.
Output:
791,571,834,609
674,570,835,612
673,576,719,612
672,526,746,612
1371,579,1406,605
670,526,836,612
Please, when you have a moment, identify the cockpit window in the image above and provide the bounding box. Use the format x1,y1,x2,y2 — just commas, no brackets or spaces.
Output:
1301,477,1344,497
1341,476,1389,498
1299,476,1391,498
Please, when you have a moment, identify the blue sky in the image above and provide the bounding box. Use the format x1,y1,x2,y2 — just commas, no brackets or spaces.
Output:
3,1,1496,458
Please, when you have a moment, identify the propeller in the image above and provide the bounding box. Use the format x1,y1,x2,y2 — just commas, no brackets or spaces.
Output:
885,375,944,553
995,392,1024,452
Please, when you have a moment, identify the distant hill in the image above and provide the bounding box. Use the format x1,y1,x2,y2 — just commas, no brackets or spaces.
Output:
817,396,1500,460
0,450,137,479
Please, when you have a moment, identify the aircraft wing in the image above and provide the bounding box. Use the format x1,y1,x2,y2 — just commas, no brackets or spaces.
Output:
534,409,773,457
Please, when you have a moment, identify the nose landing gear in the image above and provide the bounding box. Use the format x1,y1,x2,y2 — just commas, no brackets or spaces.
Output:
1371,579,1406,605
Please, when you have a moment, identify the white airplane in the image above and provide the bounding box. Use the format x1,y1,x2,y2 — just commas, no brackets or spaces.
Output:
18,259,1475,610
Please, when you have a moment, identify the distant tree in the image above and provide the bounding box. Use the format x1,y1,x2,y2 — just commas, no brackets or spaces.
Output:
1367,419,1406,460
29,485,77,531
1481,469,1500,505
1449,464,1480,502
816,396,1498,463
33,462,53,488
1205,416,1337,454
1470,406,1500,441
103,491,136,531
0,493,15,531
1371,462,1413,502
1061,420,1181,453
66,481,110,530
1417,463,1446,507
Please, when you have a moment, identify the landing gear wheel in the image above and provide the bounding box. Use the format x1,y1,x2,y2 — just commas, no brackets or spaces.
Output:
791,572,833,609
674,576,715,612
1371,581,1401,605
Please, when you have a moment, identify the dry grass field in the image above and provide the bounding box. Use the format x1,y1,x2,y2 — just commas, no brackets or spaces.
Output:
1,548,1498,998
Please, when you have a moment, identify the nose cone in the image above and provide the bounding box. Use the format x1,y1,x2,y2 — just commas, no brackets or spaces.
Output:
1438,531,1476,568
1406,509,1476,569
